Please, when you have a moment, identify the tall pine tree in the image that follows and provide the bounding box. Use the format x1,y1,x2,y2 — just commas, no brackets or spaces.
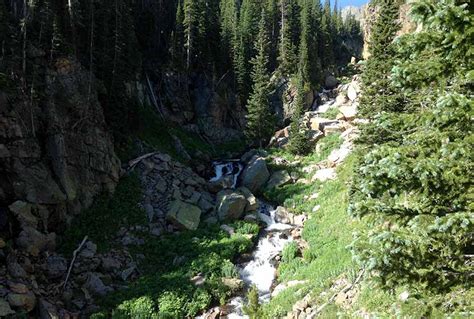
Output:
245,8,275,147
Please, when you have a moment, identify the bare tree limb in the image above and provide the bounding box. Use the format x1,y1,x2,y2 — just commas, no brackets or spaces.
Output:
63,236,88,290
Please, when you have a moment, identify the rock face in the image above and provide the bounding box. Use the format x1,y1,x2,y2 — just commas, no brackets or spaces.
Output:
241,156,270,193
216,190,247,221
167,200,202,230
161,72,244,143
0,58,121,233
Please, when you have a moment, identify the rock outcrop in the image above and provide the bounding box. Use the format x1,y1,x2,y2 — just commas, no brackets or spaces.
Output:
0,58,121,234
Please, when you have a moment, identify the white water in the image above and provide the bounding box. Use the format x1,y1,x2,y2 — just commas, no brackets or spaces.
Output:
200,163,294,319
226,203,294,319
210,161,243,188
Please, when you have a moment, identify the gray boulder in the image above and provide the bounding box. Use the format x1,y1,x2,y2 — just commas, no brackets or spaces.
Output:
216,190,247,221
238,187,259,212
166,200,202,230
16,227,56,256
266,171,292,190
241,156,270,193
325,75,339,89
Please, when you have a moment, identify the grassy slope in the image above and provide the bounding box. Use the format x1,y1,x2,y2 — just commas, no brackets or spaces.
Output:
261,142,473,318
262,151,360,318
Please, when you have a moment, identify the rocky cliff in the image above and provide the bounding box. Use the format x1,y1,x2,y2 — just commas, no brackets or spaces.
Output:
0,57,121,241
361,1,417,59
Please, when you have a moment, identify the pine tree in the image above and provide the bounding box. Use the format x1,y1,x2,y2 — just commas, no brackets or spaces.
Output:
171,0,185,68
183,0,199,70
220,0,238,70
287,70,311,155
245,9,275,147
243,285,263,319
320,0,335,68
278,0,299,75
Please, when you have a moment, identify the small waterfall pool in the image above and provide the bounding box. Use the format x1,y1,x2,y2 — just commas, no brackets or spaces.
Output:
200,161,294,319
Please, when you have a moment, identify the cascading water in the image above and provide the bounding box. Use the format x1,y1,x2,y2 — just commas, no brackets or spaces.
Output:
210,160,243,188
201,161,294,319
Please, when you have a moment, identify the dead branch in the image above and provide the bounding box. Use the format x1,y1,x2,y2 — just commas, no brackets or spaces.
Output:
63,235,88,290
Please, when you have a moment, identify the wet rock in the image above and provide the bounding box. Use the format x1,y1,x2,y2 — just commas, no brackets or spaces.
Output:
7,291,36,312
325,75,339,89
274,206,292,224
237,187,258,212
38,298,59,319
0,298,15,316
216,190,247,221
83,273,113,296
46,255,67,279
166,200,202,230
266,170,292,190
241,156,270,193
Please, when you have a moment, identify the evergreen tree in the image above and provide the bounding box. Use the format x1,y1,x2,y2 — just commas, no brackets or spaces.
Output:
278,0,299,75
183,0,199,70
320,0,335,68
351,0,474,293
171,0,185,68
243,285,263,318
220,0,238,70
287,70,311,155
245,9,275,147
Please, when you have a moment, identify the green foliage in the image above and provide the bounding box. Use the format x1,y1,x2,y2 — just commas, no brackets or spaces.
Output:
351,0,474,298
59,174,146,254
245,10,276,146
243,285,263,319
287,74,311,155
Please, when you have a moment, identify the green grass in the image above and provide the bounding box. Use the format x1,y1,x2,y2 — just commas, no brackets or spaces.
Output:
263,134,343,214
92,221,259,318
324,106,341,120
59,174,147,254
261,154,360,318
60,171,261,318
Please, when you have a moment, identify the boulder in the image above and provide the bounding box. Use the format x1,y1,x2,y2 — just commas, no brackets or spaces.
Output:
166,200,202,230
83,273,113,296
308,118,339,132
221,278,243,291
216,190,247,221
16,227,56,256
0,298,15,316
38,299,59,319
323,123,345,135
241,149,268,164
266,171,292,190
339,105,357,121
9,201,37,229
46,256,67,279
238,187,259,212
325,75,339,89
347,83,359,101
312,168,337,182
241,156,270,193
7,292,36,312
274,206,292,224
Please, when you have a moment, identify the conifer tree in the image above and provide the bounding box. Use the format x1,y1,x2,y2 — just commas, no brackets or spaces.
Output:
220,0,238,70
287,70,311,155
245,9,275,147
183,0,199,70
320,0,335,68
278,0,299,75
